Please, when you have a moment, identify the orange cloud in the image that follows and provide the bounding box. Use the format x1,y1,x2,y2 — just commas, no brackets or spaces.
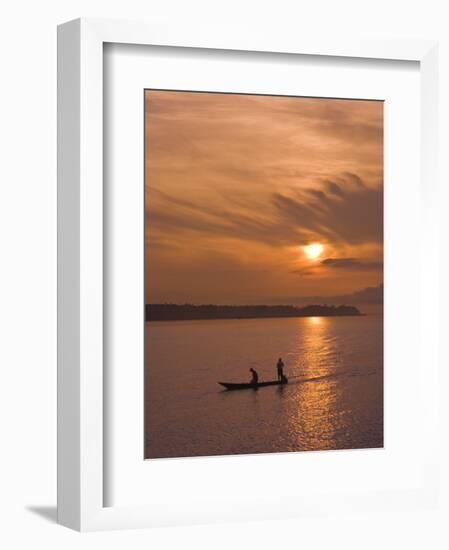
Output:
145,91,383,305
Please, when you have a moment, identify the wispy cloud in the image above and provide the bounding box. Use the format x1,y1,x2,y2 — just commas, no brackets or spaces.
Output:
269,284,384,306
272,174,383,245
320,258,383,270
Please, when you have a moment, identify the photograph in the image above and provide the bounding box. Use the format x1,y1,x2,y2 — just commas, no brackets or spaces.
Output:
144,90,383,459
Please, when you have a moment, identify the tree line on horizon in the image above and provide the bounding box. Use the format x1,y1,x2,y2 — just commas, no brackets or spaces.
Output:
145,303,361,321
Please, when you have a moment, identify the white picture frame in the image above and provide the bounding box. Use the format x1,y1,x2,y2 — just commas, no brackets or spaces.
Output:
57,17,439,531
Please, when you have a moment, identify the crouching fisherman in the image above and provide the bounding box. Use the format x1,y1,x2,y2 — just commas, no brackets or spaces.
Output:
249,367,259,385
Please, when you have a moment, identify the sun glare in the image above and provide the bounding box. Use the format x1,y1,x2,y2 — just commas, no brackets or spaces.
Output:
304,243,324,260
309,316,322,325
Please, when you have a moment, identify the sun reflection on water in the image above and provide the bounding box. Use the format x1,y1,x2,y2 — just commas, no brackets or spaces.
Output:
284,316,344,451
308,316,322,326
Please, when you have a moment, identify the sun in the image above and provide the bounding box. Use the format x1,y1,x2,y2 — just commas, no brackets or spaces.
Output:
304,243,324,260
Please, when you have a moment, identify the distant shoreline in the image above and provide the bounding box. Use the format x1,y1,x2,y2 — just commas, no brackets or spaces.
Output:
146,303,362,322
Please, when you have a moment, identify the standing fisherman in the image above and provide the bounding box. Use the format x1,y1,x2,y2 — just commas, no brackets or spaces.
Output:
276,357,285,381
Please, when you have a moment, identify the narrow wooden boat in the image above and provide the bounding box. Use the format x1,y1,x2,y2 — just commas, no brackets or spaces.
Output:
218,379,288,391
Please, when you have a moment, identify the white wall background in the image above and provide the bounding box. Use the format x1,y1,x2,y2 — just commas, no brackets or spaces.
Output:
0,0,448,548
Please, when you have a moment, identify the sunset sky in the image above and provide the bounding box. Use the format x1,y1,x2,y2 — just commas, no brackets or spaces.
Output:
145,91,383,306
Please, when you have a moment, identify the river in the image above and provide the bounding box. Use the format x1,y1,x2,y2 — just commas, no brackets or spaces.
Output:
145,314,383,458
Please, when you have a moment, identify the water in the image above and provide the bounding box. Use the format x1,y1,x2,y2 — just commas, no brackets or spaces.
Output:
145,315,383,459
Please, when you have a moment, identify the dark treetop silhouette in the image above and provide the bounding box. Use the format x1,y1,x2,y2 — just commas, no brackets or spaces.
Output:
146,303,361,322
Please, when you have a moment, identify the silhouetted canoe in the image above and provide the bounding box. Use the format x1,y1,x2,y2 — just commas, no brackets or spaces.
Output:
219,379,288,391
